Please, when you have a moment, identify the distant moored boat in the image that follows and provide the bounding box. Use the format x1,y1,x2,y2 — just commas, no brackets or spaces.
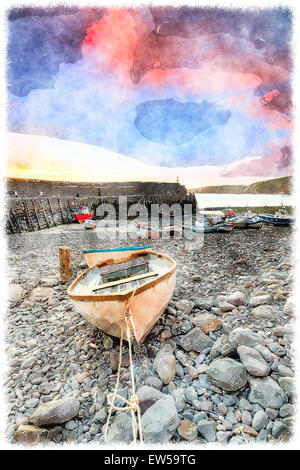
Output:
259,209,294,226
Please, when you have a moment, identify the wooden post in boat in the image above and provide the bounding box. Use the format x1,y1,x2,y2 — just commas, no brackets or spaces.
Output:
59,246,71,283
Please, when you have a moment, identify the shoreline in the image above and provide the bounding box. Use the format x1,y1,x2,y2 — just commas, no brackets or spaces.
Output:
6,223,294,446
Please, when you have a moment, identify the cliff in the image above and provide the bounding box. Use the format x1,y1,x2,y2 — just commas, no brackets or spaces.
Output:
191,176,292,195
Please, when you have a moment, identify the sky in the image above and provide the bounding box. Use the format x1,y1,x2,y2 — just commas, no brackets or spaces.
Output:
5,3,294,187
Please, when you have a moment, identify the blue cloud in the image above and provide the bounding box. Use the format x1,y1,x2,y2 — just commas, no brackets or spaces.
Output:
134,99,231,145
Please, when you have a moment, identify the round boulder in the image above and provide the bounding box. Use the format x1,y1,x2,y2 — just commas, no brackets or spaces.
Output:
206,358,248,392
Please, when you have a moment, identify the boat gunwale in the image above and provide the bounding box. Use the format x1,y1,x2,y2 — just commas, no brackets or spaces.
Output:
82,245,153,254
67,251,177,301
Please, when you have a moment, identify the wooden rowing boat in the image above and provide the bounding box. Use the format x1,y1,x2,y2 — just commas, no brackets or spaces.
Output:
82,245,154,267
68,251,177,345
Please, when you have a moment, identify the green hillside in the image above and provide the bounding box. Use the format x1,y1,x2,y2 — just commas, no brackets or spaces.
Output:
190,176,292,195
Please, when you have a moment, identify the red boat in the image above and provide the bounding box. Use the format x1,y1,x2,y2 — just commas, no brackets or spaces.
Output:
73,208,94,224
225,209,235,218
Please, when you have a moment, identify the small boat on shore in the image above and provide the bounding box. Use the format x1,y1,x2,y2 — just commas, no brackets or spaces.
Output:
259,214,294,226
68,251,176,345
224,215,248,229
84,220,97,230
73,207,94,224
136,222,159,239
225,211,262,230
82,245,154,267
182,215,233,234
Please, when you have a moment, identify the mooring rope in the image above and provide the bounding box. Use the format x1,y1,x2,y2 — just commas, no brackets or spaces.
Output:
104,288,143,444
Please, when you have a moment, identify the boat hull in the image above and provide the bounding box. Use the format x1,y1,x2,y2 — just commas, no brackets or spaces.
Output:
259,215,293,226
71,271,176,344
83,246,154,267
246,221,263,229
74,213,94,224
68,251,176,344
216,224,234,233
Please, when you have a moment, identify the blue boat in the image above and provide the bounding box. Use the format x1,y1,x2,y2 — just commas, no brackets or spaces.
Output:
259,208,294,226
259,214,294,226
183,218,232,233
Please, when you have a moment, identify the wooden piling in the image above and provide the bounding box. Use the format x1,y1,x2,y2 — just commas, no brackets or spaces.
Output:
59,246,71,283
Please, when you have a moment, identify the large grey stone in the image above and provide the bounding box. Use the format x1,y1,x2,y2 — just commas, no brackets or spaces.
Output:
255,345,275,363
229,328,263,349
30,287,54,301
40,275,59,287
279,404,294,418
171,389,186,412
251,305,277,319
144,376,163,390
267,342,286,357
153,345,176,385
237,345,270,377
197,419,216,442
272,420,288,438
194,297,218,310
252,410,269,431
31,397,79,426
94,408,107,423
136,386,165,414
225,291,247,306
278,377,294,396
185,387,197,404
248,377,285,409
249,294,272,307
141,395,179,444
180,328,213,353
206,358,248,392
175,299,194,313
105,412,133,444
283,296,294,316
278,365,293,377
211,336,228,359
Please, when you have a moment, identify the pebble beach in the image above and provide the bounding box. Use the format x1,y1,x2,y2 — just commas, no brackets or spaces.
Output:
5,222,295,446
